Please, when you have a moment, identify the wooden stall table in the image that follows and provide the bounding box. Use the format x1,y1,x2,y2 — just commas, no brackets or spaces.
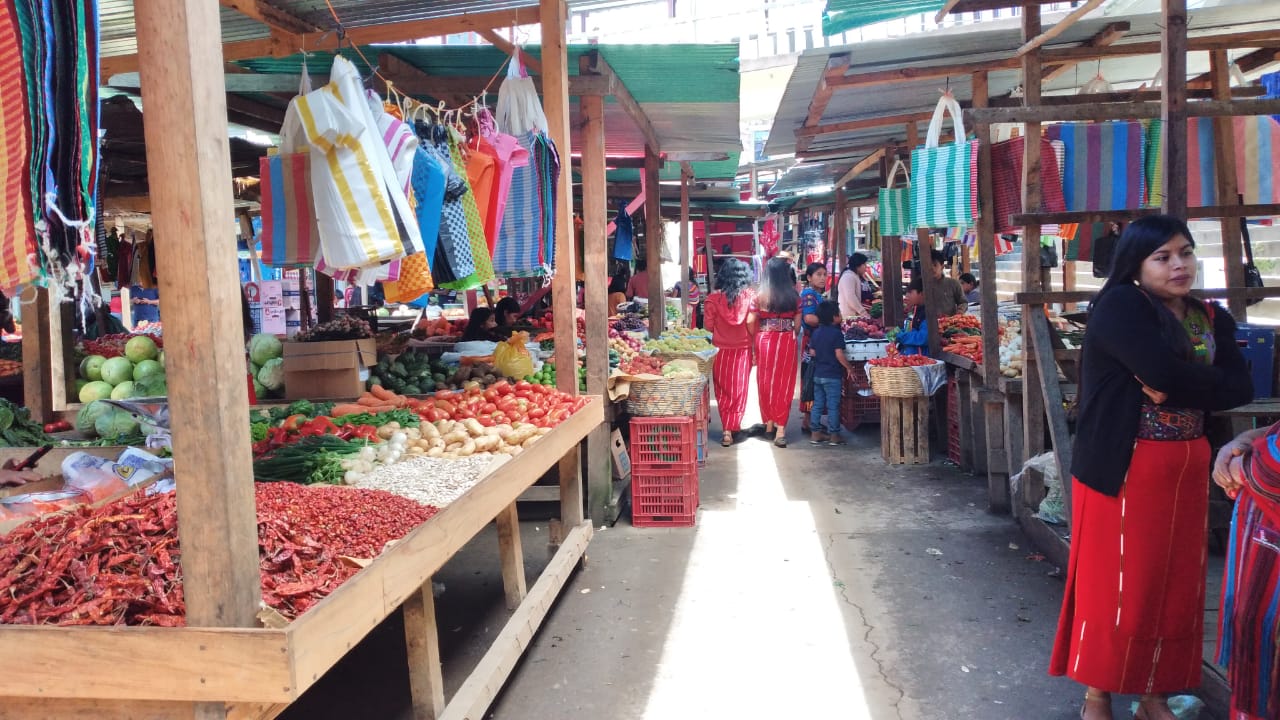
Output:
1216,399,1280,435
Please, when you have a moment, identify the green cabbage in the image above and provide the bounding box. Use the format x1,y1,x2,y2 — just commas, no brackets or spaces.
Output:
95,410,139,440
257,358,285,391
248,333,283,366
76,400,113,436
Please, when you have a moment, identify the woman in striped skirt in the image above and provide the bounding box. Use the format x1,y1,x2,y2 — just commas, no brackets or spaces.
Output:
1213,423,1280,720
750,257,801,448
704,259,755,447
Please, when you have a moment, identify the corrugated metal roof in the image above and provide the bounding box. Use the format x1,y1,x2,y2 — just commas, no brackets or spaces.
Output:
271,0,538,29
763,3,1280,193
822,0,945,37
100,2,272,58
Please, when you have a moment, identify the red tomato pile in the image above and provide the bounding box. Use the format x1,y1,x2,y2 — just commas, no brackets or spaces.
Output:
412,380,590,428
867,354,939,368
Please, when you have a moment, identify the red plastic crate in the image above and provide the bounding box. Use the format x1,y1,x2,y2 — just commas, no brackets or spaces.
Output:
947,377,960,423
630,417,698,466
696,426,707,467
632,462,698,527
947,425,962,465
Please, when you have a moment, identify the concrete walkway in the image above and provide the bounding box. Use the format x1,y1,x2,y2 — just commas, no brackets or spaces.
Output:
485,425,1085,720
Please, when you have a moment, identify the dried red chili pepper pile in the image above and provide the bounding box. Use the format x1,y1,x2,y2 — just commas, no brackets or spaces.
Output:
80,333,165,359
0,483,439,626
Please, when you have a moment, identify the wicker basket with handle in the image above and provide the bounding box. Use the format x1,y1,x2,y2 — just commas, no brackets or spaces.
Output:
626,376,708,417
868,364,933,398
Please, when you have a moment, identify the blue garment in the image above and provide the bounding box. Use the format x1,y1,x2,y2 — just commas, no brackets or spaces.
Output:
809,324,847,380
897,306,929,356
613,201,634,260
1262,71,1280,124
410,146,445,263
810,377,843,435
130,286,159,323
799,287,823,360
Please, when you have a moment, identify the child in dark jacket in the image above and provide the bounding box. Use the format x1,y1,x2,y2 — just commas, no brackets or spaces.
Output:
807,301,857,445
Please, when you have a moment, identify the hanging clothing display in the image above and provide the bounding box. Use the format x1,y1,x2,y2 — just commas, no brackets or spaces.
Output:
0,0,37,291
613,201,634,261
493,130,559,278
445,126,495,287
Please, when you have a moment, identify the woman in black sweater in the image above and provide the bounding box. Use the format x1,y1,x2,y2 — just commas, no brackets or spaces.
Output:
1049,216,1253,720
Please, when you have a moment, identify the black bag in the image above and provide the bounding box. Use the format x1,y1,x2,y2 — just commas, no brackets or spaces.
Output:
1092,227,1120,278
1242,216,1264,306
1040,241,1059,269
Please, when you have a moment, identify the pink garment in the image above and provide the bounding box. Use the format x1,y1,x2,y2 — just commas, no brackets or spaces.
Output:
483,132,530,252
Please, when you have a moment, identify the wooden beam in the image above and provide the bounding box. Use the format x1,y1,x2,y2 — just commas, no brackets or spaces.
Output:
1043,21,1129,83
990,86,1263,107
1162,0,1190,220
540,0,584,533
403,579,445,720
879,149,904,330
645,148,666,337
135,0,261,632
1027,310,1073,522
1021,5,1048,478
102,7,536,77
934,0,965,23
972,71,1001,393
1016,0,1106,58
797,112,933,141
477,28,543,75
1212,49,1247,319
1191,46,1280,84
20,289,53,423
218,0,317,35
804,54,851,129
835,148,886,188
582,50,661,153
495,502,527,609
966,97,1280,124
679,162,692,320
578,61,610,523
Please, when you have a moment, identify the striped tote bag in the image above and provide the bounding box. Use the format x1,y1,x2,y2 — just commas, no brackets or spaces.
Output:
1045,122,1145,212
877,159,913,237
1187,116,1280,206
911,93,976,228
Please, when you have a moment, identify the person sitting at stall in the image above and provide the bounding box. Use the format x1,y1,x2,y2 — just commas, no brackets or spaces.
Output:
838,252,878,319
608,274,629,316
461,307,502,342
928,249,967,318
493,296,522,332
959,273,981,304
626,259,649,300
897,277,929,356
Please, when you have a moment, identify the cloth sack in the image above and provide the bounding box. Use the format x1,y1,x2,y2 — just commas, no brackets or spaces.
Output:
258,153,320,267
878,158,913,237
911,92,975,228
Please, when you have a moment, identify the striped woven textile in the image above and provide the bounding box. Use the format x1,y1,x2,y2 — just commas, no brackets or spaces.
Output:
1046,122,1145,212
0,0,38,290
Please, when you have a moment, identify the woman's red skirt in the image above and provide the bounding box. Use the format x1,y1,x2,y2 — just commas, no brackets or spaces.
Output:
1050,437,1211,694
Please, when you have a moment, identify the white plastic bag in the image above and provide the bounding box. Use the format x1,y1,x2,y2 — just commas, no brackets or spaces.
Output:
496,49,548,136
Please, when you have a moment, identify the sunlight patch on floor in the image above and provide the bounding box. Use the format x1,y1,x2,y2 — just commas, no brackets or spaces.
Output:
641,439,875,719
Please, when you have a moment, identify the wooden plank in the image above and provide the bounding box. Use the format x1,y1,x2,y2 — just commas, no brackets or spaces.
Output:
1191,46,1280,84
495,502,527,610
795,112,932,140
403,580,445,720
543,0,578,400
988,86,1264,107
578,72,611,525
1027,311,1073,524
1016,0,1106,57
20,287,52,423
438,521,593,720
1014,506,1070,569
972,71,1002,391
835,148,886,189
477,29,543,75
1211,49,1247,320
645,148,666,338
1011,203,1280,225
984,398,1010,512
703,213,715,278
957,370,975,470
0,699,199,720
0,627,292,703
804,55,851,128
1043,22,1130,83
965,97,1280,124
218,0,317,35
1021,6,1048,470
934,0,965,23
135,0,260,629
1004,390,1026,478
879,150,904,330
1162,0,1190,220
287,399,603,688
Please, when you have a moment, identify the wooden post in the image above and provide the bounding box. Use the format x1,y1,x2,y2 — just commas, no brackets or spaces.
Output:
905,120,943,357
403,579,445,720
578,71,611,524
541,0,584,530
1021,6,1047,471
1211,49,1247,319
495,502,527,609
20,288,52,423
135,0,261,640
679,163,691,322
879,149,904,330
1161,0,1189,220
644,148,665,338
314,272,335,323
972,70,1011,512
833,186,847,305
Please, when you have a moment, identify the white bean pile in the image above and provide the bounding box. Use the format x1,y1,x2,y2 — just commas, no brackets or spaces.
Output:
354,455,505,508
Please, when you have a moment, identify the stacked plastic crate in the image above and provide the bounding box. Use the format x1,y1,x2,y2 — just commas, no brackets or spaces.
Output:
840,361,880,431
630,416,700,527
946,374,962,465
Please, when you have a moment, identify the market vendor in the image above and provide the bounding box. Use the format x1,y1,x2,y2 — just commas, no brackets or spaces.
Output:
896,277,929,356
928,250,967,318
838,252,878,319
461,307,502,342
0,464,40,487
493,296,522,331
959,273,981,304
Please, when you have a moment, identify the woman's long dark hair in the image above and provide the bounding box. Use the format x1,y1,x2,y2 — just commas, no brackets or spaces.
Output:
715,257,751,306
1097,214,1200,360
757,257,799,314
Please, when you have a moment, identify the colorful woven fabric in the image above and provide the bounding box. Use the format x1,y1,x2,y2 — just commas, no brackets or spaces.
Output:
494,131,547,278
445,128,494,287
1144,119,1164,208
910,138,976,228
258,153,319,267
989,135,1067,234
1046,122,1145,212
878,159,912,237
1188,116,1280,207
0,0,37,290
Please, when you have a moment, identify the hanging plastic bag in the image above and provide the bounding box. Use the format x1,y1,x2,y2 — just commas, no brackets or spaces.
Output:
496,49,549,136
493,332,535,380
1079,73,1113,95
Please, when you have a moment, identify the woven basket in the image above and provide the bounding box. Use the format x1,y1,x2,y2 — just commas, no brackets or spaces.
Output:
654,351,714,378
627,376,707,417
868,364,932,398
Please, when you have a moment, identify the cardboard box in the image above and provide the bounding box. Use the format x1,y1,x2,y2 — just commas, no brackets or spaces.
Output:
282,339,377,400
610,429,631,480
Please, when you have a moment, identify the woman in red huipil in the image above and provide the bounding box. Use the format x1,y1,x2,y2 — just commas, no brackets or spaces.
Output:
703,258,755,447
749,257,801,448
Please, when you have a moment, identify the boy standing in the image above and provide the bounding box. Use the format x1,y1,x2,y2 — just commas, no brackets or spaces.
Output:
808,301,856,445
